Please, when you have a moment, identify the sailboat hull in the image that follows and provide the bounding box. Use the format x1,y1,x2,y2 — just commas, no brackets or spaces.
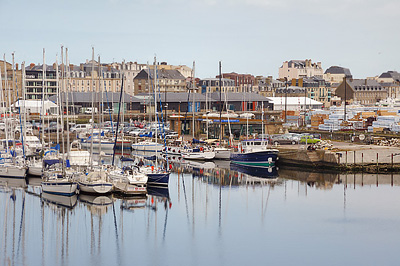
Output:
41,181,77,196
78,181,113,194
0,165,27,178
214,148,231,159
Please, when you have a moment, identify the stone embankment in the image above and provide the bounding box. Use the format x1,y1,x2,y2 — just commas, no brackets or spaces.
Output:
276,141,400,173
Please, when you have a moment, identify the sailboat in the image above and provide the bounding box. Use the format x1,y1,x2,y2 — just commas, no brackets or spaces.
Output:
138,57,170,187
213,61,231,160
181,61,215,161
108,70,147,195
77,52,113,195
0,54,27,178
41,46,77,196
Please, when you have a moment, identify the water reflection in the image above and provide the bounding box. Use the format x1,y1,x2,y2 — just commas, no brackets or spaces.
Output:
1,163,400,266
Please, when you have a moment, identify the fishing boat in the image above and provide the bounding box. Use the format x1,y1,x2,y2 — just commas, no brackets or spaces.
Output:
230,139,279,167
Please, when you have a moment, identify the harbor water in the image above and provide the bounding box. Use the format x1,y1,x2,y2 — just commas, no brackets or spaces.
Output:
1,163,400,266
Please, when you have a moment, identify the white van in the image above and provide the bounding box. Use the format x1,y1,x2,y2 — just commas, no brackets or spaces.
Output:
84,107,98,114
70,124,92,133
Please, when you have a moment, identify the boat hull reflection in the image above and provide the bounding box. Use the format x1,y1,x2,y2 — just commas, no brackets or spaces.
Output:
230,163,278,179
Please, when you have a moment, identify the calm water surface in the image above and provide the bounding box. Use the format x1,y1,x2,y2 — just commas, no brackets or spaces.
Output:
1,163,400,266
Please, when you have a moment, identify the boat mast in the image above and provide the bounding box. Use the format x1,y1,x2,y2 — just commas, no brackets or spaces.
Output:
65,48,71,161
98,55,102,161
192,61,195,140
11,53,16,154
55,54,60,145
60,46,65,169
154,56,158,169
0,59,9,152
89,47,95,169
219,61,222,143
41,49,45,147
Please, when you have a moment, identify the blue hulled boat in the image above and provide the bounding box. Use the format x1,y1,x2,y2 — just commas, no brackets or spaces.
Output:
230,139,279,168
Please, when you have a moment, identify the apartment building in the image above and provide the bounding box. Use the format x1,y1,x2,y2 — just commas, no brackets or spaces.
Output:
216,72,255,93
323,66,352,84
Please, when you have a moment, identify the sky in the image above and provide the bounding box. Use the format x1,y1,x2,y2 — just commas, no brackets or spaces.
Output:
0,0,399,79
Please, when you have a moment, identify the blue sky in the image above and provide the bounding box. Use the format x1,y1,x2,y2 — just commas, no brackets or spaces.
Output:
1,0,399,79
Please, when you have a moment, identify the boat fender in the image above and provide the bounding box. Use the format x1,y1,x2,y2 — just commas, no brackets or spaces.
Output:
200,147,203,152
151,166,154,172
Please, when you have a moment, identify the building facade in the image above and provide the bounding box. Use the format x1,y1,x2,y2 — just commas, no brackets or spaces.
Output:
279,59,323,80
335,79,387,105
0,60,22,107
133,69,187,94
199,78,236,93
323,66,352,84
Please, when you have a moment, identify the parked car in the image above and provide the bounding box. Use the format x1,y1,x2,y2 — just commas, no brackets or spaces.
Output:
299,135,321,144
271,134,298,145
44,122,62,133
70,124,92,134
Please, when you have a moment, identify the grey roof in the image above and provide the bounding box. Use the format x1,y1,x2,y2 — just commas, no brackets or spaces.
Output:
324,66,352,77
379,71,400,81
348,79,383,90
134,69,185,80
48,92,141,103
26,64,56,72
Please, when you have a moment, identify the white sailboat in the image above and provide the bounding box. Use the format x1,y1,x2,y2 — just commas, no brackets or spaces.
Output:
41,46,77,196
77,53,113,195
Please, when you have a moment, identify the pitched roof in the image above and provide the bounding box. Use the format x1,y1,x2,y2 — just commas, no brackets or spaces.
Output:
48,92,141,103
134,69,185,80
324,66,352,77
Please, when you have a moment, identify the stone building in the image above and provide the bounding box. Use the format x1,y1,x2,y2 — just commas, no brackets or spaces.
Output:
0,60,22,107
133,69,187,95
335,79,387,105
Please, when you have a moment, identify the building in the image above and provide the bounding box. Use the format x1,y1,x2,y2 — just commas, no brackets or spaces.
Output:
288,77,331,107
254,76,285,97
266,97,323,111
377,71,400,84
217,72,255,93
25,63,57,100
0,60,22,107
324,66,352,84
199,78,236,93
68,61,122,93
335,79,387,105
275,86,307,97
110,61,147,95
278,59,323,80
133,69,187,94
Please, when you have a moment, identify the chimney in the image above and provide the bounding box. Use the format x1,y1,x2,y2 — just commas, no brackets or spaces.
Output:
53,63,56,70
107,66,111,71
317,62,321,68
15,63,19,70
69,64,74,70
80,64,84,71
30,63,35,69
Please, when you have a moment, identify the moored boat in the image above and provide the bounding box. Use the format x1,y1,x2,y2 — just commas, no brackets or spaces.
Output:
230,139,279,168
